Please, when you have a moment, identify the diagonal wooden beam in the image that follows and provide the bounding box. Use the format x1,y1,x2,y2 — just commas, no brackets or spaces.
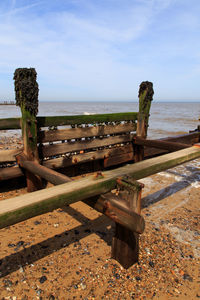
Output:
0,145,200,229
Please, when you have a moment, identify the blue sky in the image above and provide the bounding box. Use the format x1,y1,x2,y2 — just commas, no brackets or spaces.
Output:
0,0,200,101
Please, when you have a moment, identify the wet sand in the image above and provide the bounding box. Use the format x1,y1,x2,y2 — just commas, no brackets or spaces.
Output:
0,138,199,299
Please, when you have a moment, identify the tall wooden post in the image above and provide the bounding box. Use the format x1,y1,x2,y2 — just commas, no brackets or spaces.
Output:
134,81,154,162
14,68,42,192
111,177,144,268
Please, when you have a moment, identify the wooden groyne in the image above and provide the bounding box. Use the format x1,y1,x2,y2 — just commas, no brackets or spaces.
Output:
0,68,200,269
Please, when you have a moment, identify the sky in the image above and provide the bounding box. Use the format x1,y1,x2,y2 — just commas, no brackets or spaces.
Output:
0,0,200,102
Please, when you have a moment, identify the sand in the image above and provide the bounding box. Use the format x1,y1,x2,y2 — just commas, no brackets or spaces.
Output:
0,138,200,299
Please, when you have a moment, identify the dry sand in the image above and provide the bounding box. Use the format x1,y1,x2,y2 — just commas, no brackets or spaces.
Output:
0,138,199,299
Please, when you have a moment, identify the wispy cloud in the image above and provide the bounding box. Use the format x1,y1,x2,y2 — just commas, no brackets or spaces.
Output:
0,0,200,100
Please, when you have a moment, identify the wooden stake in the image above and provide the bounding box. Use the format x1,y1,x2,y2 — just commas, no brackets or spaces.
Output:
111,177,143,268
14,68,42,192
134,81,154,162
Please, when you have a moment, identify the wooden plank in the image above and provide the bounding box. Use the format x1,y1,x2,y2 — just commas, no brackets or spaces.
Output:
84,192,145,234
0,145,134,180
16,154,71,185
38,123,136,143
144,132,200,158
0,118,21,130
111,178,143,268
135,137,189,151
37,112,138,127
0,145,200,228
43,144,133,169
42,134,134,158
104,152,134,168
0,148,23,163
0,166,23,181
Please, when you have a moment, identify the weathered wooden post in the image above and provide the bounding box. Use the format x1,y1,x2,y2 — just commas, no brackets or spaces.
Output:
134,81,154,162
111,177,144,268
14,68,42,192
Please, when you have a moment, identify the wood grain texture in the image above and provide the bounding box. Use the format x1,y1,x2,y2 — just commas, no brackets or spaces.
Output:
41,134,135,158
0,145,200,228
0,118,21,130
38,123,136,143
43,144,133,169
37,112,138,127
0,148,23,163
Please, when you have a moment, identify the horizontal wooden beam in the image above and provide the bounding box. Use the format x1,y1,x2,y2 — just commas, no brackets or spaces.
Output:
0,118,21,130
37,112,138,127
0,166,23,181
84,193,145,234
43,144,133,169
41,134,134,158
0,148,23,163
144,131,200,158
38,123,136,143
135,137,189,151
0,145,200,228
16,154,71,185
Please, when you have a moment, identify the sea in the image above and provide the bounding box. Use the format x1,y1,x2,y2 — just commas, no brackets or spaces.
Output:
0,101,199,139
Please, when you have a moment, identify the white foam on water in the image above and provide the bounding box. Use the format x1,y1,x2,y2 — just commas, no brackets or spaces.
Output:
191,181,200,188
164,224,200,258
83,112,95,115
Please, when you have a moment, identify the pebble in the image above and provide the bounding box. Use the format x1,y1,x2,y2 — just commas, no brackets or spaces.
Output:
80,282,87,290
39,276,47,284
183,273,193,282
149,260,155,268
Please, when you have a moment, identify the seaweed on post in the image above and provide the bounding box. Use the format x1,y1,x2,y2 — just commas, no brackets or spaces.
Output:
13,68,42,192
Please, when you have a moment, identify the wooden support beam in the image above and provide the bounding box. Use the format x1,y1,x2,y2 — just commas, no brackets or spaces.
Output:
135,137,190,152
0,166,23,181
0,148,23,163
14,68,42,192
41,134,134,158
134,81,154,162
16,154,71,185
38,123,136,143
85,191,145,234
0,118,21,130
0,145,199,230
111,178,143,268
37,112,138,127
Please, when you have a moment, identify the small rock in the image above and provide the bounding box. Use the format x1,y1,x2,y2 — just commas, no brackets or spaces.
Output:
53,223,59,228
19,266,24,273
149,260,154,268
37,289,42,296
39,276,47,284
114,273,120,279
80,282,87,290
196,293,200,298
135,276,141,281
34,221,41,225
3,279,13,287
8,243,15,248
183,273,193,282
